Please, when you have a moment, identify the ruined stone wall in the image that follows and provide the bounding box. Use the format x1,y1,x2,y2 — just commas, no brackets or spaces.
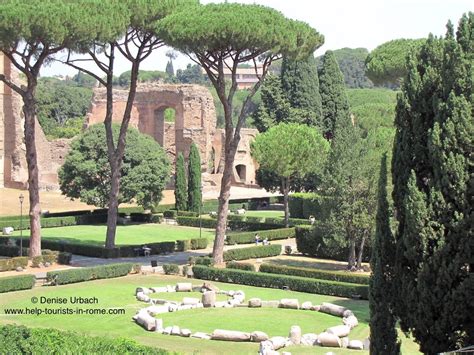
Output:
0,53,70,190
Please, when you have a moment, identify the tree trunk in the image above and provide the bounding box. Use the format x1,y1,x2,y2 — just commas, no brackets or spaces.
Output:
105,160,120,249
282,178,290,228
212,151,235,264
357,232,367,270
348,237,356,270
23,94,42,257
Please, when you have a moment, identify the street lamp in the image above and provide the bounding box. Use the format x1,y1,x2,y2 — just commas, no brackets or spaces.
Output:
199,184,203,239
19,194,24,257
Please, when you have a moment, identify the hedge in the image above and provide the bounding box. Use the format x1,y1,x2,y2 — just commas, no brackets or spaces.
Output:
226,261,255,272
176,216,217,228
46,263,134,285
223,244,282,262
176,239,191,252
0,257,28,271
190,238,208,250
177,211,199,217
0,325,169,354
259,263,370,285
189,256,214,266
288,193,329,219
163,264,180,275
176,216,284,232
0,216,78,231
226,228,295,245
192,265,368,299
163,210,177,218
0,274,35,293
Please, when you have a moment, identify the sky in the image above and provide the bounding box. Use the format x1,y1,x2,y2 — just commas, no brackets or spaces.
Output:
40,0,473,78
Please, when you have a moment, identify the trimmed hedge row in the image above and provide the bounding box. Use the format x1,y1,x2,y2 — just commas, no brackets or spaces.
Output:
259,263,370,285
0,274,35,293
223,244,282,262
192,265,368,299
46,263,134,285
226,261,255,272
289,193,329,219
0,325,169,354
226,228,295,245
0,216,78,231
176,216,284,232
0,257,28,271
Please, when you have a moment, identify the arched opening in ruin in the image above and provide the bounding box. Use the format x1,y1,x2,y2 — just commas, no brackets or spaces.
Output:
154,106,178,159
235,164,247,183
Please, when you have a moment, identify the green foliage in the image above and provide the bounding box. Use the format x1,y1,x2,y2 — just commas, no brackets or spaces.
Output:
223,244,282,261
47,263,133,285
176,63,209,85
346,88,397,108
72,71,97,88
57,252,72,265
163,210,177,218
317,47,374,88
226,261,256,272
370,154,400,354
187,143,202,213
163,263,180,275
0,216,78,231
391,14,474,353
0,275,35,293
365,38,425,85
193,265,369,299
189,256,214,267
226,228,295,245
319,50,351,137
260,263,370,285
176,239,191,252
118,70,167,87
0,257,28,272
190,238,208,250
36,77,92,139
174,153,187,211
0,325,168,354
288,193,328,219
59,124,170,209
165,60,174,77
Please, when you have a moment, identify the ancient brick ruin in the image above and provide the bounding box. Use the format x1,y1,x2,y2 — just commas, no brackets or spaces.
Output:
0,54,258,190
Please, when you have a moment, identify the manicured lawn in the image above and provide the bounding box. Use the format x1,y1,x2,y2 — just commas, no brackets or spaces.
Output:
0,274,420,354
11,224,215,246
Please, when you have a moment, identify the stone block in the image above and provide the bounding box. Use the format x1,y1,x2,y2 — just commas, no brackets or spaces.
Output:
202,291,216,307
318,332,342,347
319,302,347,317
251,331,269,342
289,325,301,345
211,329,251,342
326,325,351,338
248,298,262,307
176,283,193,292
279,299,299,309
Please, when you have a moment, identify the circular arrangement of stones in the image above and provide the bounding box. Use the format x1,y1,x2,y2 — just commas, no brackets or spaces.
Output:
133,282,369,353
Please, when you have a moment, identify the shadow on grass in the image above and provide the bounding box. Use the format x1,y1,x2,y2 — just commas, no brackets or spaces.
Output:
330,298,370,323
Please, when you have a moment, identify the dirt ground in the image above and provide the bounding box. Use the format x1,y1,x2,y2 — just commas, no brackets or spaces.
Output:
0,260,73,278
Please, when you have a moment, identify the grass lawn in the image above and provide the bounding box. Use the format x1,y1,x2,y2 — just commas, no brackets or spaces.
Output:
0,274,420,354
10,224,215,246
241,210,284,218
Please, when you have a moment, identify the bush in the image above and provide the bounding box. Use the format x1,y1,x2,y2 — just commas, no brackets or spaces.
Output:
192,265,369,299
150,214,162,223
177,211,199,217
190,238,208,250
189,256,214,266
57,252,72,265
289,193,328,219
176,239,191,252
176,216,217,228
228,214,246,222
163,264,180,275
226,261,255,272
0,216,78,231
176,216,283,231
31,256,43,268
0,275,35,293
0,257,28,271
47,263,133,285
163,210,177,218
288,194,305,218
223,244,282,262
226,228,295,245
0,325,169,354
259,263,370,285
0,245,20,257
0,259,11,272
245,216,263,224
130,213,152,223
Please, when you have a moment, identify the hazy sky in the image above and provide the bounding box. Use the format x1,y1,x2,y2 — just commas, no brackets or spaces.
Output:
41,0,473,77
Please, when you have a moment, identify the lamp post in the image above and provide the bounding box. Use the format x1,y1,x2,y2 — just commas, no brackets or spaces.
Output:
199,184,203,239
19,194,24,257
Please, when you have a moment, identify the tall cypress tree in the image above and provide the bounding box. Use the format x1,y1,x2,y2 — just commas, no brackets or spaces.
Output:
187,143,202,213
318,50,351,138
281,54,322,124
392,14,473,353
174,153,187,211
370,153,400,355
165,60,174,77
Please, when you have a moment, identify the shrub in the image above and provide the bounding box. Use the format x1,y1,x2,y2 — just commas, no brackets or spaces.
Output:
182,265,190,277
190,256,214,266
163,264,180,275
190,238,208,250
0,275,35,293
150,214,163,223
176,239,191,252
11,257,28,269
47,263,133,285
163,210,177,218
0,216,78,231
0,325,169,354
288,193,328,219
288,193,305,218
228,214,246,222
0,259,11,272
176,216,217,228
31,256,43,268
226,228,295,245
130,213,152,223
259,263,370,285
192,265,369,299
226,261,255,272
223,244,282,262
0,245,20,257
177,211,199,217
57,252,72,265
245,216,263,224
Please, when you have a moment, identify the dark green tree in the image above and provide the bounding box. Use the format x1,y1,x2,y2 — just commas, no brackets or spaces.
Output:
391,14,474,353
369,153,400,355
165,60,174,77
174,152,187,211
72,71,97,88
156,2,323,263
281,54,322,123
365,38,425,86
59,124,170,210
187,143,202,213
176,63,208,85
318,50,351,138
